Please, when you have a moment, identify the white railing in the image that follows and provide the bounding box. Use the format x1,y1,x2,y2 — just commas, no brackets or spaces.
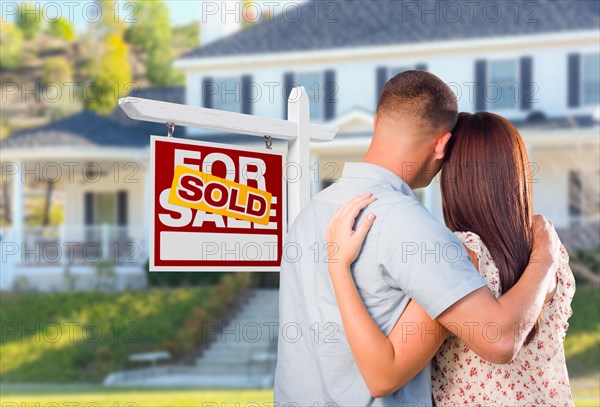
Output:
16,224,146,266
554,216,599,250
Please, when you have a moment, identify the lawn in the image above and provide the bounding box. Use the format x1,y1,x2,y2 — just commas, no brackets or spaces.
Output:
0,385,273,406
0,274,252,383
0,279,597,406
0,385,597,406
564,285,600,379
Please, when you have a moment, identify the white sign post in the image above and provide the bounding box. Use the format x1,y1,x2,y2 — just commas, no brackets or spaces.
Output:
119,86,338,226
119,87,337,227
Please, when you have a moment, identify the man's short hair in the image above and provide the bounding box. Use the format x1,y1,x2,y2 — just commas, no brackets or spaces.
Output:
376,70,458,133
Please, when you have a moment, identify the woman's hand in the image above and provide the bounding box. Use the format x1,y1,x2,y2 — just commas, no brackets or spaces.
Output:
326,193,377,268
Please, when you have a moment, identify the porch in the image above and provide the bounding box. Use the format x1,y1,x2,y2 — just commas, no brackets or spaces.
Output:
1,153,151,292
2,225,147,291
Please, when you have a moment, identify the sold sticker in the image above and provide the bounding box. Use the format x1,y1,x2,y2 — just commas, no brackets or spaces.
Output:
168,165,272,225
150,136,285,272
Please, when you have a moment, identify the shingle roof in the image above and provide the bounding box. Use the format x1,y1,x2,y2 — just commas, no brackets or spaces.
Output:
3,87,185,150
179,0,600,60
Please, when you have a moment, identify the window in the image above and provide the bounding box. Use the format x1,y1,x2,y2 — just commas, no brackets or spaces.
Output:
95,192,117,225
213,77,241,113
583,53,600,106
489,59,518,109
296,72,323,120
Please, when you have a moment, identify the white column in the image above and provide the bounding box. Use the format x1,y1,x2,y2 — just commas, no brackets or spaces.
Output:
286,87,311,227
2,168,24,290
12,168,24,255
59,224,66,265
102,223,109,260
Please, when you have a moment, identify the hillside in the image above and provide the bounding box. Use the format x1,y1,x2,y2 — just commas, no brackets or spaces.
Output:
0,21,199,137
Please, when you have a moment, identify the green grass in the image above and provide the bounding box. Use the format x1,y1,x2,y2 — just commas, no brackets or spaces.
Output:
0,385,272,406
0,288,211,382
564,285,600,378
0,280,597,405
0,274,253,384
0,385,596,406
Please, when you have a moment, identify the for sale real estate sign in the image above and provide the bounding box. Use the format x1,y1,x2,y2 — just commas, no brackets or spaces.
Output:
150,136,285,271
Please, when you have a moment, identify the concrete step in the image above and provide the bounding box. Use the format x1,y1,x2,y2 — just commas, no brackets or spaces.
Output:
104,289,280,389
200,350,275,363
192,365,274,376
193,289,279,376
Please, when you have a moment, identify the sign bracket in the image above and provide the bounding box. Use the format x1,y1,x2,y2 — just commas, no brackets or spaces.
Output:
118,86,338,226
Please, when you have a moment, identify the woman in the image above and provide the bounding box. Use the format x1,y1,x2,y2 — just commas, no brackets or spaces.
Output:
326,112,575,405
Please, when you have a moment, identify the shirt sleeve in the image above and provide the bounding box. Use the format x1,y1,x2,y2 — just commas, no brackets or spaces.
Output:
376,200,487,319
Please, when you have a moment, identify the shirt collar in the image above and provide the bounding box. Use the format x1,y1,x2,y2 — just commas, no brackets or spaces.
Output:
341,162,416,198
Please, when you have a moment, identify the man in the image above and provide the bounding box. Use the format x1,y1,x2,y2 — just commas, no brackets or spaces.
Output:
274,71,560,405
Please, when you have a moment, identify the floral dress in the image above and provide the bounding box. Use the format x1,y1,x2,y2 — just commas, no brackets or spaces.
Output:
431,231,575,406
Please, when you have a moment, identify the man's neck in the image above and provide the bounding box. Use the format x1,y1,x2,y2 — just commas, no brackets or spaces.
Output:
362,149,421,189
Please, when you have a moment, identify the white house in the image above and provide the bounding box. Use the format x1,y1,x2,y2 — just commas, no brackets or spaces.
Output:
174,0,600,245
1,0,599,291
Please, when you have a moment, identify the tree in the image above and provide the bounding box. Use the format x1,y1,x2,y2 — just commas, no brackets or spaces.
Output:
15,2,43,40
47,17,76,41
85,34,132,115
0,22,23,69
43,57,73,85
172,22,200,50
98,0,126,38
241,0,262,29
43,57,81,119
127,0,183,86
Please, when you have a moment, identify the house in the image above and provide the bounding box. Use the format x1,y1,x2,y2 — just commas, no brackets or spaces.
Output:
174,0,600,245
1,0,598,291
0,88,184,290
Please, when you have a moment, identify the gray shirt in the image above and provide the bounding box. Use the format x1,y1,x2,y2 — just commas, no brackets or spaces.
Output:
274,162,486,406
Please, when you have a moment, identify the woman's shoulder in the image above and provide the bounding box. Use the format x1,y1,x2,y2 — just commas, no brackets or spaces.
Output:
453,231,491,261
453,231,502,296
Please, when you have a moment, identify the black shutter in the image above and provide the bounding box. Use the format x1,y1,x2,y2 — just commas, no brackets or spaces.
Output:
117,191,128,226
568,53,581,108
241,74,252,114
474,60,487,111
202,77,214,108
376,66,388,105
84,192,94,242
520,57,533,111
324,69,336,120
415,63,428,71
84,192,94,225
283,72,295,118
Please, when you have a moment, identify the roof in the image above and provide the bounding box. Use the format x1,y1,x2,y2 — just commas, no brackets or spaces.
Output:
3,87,185,150
179,0,600,60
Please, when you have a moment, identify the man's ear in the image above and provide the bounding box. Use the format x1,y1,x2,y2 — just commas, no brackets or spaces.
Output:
433,132,452,160
373,114,378,130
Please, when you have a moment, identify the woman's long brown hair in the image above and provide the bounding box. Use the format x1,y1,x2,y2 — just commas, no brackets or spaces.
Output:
441,112,538,344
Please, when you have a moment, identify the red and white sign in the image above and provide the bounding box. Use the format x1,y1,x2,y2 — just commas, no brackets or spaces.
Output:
150,136,285,271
